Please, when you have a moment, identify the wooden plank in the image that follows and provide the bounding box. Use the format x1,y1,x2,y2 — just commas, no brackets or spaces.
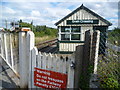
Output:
1,33,4,57
90,30,100,74
19,31,35,88
47,53,53,70
62,57,67,74
74,45,84,88
56,55,59,72
19,32,28,88
83,30,93,73
81,30,93,88
10,34,14,69
38,52,42,68
0,54,18,76
42,53,47,70
4,33,8,63
31,47,38,88
25,31,35,89
67,57,74,88
59,57,63,73
52,54,57,72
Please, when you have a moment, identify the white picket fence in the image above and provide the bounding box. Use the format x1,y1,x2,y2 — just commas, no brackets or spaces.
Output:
0,31,100,89
19,31,75,89
0,32,19,76
29,48,75,88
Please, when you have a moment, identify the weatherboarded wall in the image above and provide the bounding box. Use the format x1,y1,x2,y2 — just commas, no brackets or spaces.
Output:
57,9,107,26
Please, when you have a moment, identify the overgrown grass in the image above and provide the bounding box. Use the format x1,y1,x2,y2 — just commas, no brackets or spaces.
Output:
97,29,120,88
98,49,120,88
35,36,56,45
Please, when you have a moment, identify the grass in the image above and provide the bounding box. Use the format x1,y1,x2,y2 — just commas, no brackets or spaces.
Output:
35,35,56,45
97,49,120,88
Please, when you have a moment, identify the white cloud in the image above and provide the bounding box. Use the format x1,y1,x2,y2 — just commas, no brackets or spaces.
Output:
31,10,41,17
45,7,71,18
3,6,16,14
2,0,120,2
0,1,119,29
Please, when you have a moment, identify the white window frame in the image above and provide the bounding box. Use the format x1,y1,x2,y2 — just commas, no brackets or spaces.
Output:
59,26,81,41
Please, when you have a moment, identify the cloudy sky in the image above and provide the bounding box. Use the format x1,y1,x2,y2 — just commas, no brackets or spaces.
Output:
0,0,119,29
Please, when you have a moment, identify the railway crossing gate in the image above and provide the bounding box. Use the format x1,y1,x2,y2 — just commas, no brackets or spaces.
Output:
0,30,100,89
0,32,19,77
18,30,100,89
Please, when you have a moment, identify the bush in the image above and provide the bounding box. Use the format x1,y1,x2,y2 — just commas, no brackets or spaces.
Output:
100,77,119,88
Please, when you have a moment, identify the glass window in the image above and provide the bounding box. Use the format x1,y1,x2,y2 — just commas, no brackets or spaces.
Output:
61,26,70,32
71,26,80,33
61,34,70,40
60,26,81,41
71,34,80,40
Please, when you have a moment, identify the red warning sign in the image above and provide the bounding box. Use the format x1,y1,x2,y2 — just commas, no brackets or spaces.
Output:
34,67,67,89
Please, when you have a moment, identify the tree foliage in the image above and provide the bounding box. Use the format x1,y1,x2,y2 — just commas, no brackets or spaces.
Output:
18,20,57,37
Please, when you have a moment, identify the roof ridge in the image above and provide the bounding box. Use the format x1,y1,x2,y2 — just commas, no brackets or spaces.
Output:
55,4,112,26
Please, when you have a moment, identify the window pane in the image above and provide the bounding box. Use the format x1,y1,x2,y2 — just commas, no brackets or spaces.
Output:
61,34,70,40
71,26,80,32
71,34,80,40
61,27,70,32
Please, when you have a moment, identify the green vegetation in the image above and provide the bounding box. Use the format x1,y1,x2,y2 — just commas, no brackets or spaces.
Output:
108,28,120,46
33,25,57,37
18,20,57,44
79,65,94,89
98,53,120,88
98,28,120,88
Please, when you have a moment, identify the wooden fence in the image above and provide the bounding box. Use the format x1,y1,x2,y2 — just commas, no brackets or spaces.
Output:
19,32,75,88
29,49,75,88
0,32,19,77
19,30,100,89
0,29,101,89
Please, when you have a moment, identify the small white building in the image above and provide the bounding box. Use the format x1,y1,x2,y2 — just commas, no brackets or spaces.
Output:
55,4,112,54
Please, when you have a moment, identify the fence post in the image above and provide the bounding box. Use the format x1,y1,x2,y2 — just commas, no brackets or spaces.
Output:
74,45,84,88
81,30,93,88
89,30,100,88
10,34,14,69
90,30,100,74
27,31,35,89
19,31,35,88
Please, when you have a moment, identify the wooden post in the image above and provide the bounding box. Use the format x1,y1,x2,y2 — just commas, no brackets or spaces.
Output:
89,30,100,88
19,31,35,88
74,45,84,88
30,47,38,88
83,30,93,74
81,30,93,88
26,31,35,89
10,34,14,69
90,30,100,74
19,32,27,88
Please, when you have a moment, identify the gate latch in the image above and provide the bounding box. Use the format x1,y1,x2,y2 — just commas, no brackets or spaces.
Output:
70,61,75,69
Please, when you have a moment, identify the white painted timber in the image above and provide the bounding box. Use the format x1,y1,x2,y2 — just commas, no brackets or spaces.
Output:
10,34,14,69
57,9,108,26
31,47,38,88
59,43,84,52
4,34,8,63
27,31,35,89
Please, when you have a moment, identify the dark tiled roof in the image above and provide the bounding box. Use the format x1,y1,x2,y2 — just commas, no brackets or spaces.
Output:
55,4,112,26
